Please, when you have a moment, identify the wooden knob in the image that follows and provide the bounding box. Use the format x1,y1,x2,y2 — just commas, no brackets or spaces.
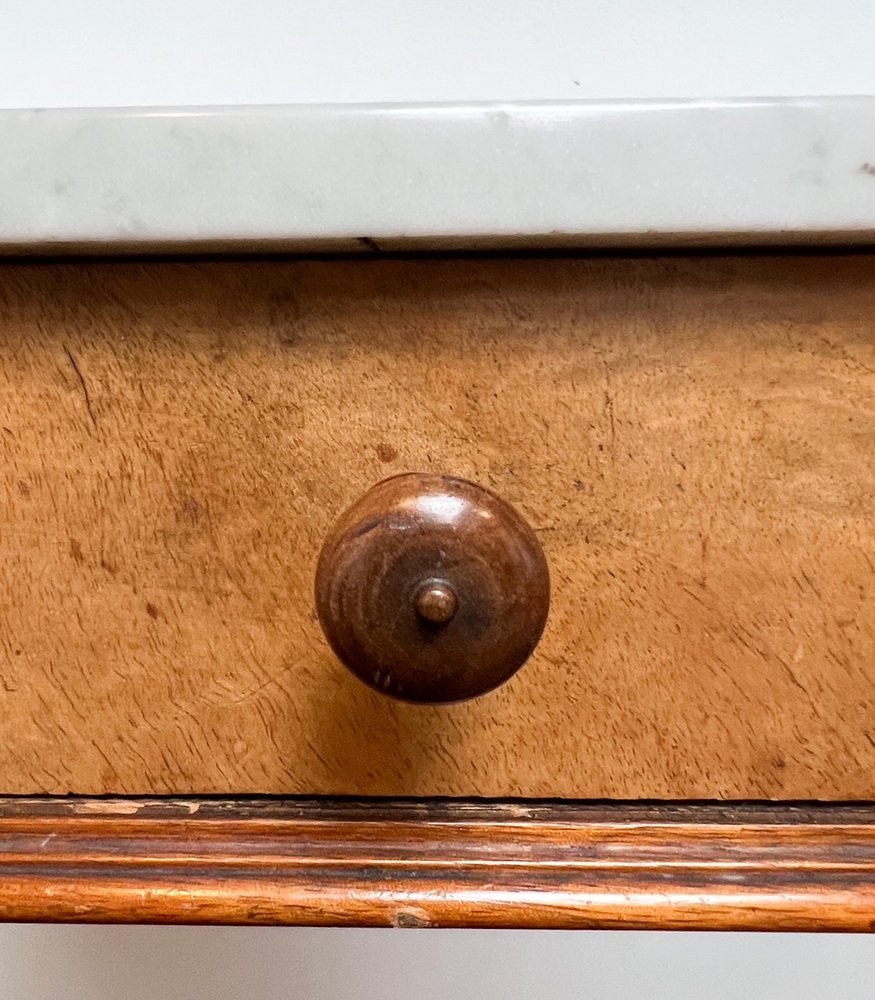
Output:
315,473,550,703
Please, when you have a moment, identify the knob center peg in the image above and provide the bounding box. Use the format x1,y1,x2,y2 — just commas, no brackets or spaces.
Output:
413,580,459,625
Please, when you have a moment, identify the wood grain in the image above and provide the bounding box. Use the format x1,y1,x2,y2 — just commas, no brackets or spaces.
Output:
0,255,873,797
0,798,873,930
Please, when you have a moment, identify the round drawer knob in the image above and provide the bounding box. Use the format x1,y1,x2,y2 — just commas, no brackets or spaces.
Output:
314,473,550,703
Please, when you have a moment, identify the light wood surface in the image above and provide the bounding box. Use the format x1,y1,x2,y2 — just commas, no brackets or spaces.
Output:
1,798,873,930
0,255,873,797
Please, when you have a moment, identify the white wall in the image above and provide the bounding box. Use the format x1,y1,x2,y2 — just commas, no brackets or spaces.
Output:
1,2,872,995
0,927,873,1000
1,0,874,108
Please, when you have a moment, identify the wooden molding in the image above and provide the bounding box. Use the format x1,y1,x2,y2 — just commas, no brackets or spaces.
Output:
0,799,873,930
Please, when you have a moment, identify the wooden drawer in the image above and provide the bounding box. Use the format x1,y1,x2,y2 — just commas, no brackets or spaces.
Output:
1,254,873,799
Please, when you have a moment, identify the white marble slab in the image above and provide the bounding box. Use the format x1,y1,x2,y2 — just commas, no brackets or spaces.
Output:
1,99,874,252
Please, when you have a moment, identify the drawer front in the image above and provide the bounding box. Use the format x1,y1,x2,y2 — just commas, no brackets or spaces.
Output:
1,256,872,798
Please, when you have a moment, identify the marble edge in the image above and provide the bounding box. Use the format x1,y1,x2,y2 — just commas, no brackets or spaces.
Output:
1,97,874,253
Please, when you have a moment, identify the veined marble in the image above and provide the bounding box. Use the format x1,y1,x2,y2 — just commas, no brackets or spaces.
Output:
1,99,874,252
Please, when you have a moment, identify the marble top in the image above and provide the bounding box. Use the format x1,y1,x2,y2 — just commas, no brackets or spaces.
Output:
1,98,874,253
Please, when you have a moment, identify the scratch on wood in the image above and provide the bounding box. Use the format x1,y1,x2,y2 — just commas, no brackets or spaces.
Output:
64,346,97,428
72,800,142,816
604,390,616,447
357,236,382,253
392,908,432,928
